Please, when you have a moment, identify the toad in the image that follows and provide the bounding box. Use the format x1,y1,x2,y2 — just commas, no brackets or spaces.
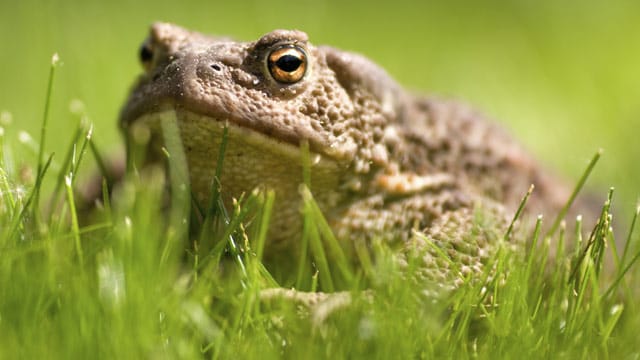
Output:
118,23,599,288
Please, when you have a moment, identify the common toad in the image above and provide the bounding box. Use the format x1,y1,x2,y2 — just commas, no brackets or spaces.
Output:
119,23,597,288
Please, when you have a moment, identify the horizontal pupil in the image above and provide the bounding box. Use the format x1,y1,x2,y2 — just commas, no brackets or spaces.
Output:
276,55,302,72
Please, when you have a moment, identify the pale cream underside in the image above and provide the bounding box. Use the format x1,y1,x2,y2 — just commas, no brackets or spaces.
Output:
132,109,350,253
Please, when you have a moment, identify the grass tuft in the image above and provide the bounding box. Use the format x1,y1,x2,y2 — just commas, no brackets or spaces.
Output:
0,69,639,359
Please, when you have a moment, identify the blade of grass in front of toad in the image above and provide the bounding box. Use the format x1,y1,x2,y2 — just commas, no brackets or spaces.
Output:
547,149,602,237
253,189,275,262
301,188,334,292
301,186,356,287
46,118,84,216
208,123,228,217
294,141,313,289
0,166,17,221
195,122,268,290
64,173,83,267
8,153,53,238
248,189,280,288
565,196,611,337
295,206,312,289
159,111,191,264
88,131,115,186
504,184,535,241
299,140,356,290
568,188,613,284
191,124,228,276
33,54,60,225
603,205,640,299
524,215,544,284
69,124,93,184
592,189,615,275
619,202,640,267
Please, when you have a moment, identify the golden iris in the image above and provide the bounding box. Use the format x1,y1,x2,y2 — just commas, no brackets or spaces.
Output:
267,46,307,84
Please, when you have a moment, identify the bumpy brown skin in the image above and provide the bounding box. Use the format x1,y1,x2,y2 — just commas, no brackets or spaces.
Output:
120,23,587,289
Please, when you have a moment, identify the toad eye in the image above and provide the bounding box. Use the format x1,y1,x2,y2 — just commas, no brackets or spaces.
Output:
267,46,307,84
139,40,154,70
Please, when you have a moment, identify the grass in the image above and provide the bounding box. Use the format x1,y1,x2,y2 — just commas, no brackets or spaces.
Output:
1,49,640,359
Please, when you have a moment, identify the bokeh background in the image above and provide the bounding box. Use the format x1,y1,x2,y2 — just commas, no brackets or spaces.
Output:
1,0,639,214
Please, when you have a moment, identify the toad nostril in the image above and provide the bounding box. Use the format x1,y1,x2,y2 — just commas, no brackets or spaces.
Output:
210,64,221,71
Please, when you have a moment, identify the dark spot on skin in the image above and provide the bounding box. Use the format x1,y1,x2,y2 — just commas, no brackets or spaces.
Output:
210,64,222,71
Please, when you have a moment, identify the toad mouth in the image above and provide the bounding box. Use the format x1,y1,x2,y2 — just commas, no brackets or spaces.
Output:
130,108,341,169
122,100,356,163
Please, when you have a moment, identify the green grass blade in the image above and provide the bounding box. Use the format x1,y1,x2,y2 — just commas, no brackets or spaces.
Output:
547,149,602,237
64,174,83,267
33,54,60,222
303,195,334,292
619,202,639,268
9,153,54,237
88,135,114,186
505,184,534,241
525,215,543,280
301,186,355,285
207,123,229,217
295,209,311,289
70,123,92,180
603,245,640,300
254,189,275,261
159,110,191,263
47,120,84,216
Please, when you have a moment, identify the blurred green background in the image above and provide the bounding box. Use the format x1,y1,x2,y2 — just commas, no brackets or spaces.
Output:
1,0,638,213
